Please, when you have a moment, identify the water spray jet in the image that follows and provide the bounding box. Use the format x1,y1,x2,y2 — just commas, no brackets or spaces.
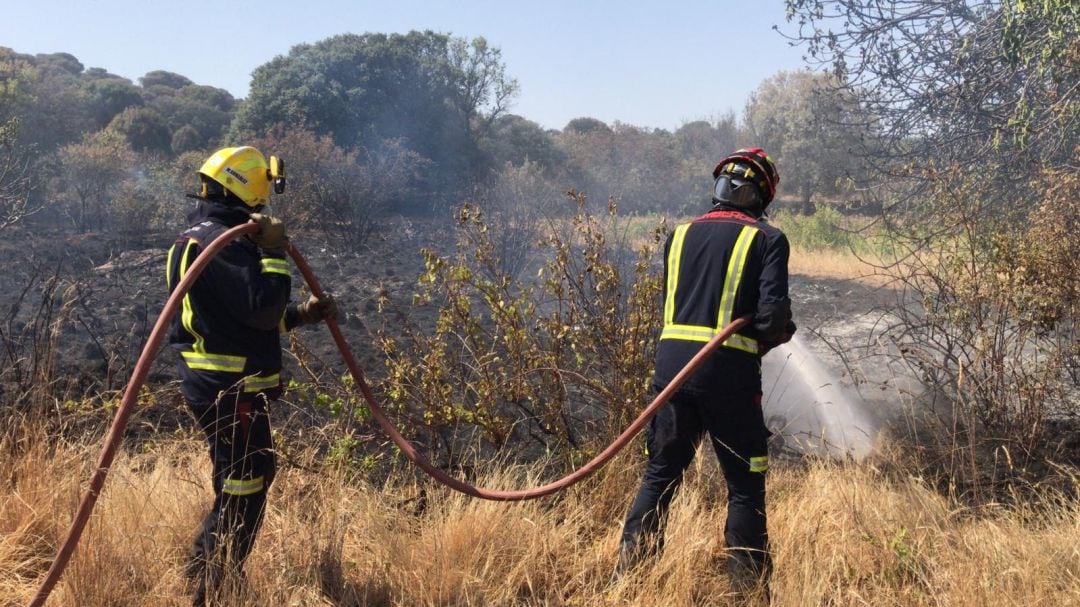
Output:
762,334,879,459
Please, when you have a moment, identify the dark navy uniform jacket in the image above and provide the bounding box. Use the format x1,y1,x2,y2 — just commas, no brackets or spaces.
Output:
165,199,301,403
652,205,792,394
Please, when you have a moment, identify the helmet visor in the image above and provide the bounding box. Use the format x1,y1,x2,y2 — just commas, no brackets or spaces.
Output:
713,176,761,207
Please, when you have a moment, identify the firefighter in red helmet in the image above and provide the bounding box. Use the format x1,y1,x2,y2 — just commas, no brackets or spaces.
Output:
616,148,794,597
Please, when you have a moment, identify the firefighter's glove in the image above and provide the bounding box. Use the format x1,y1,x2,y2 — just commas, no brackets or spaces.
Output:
780,319,797,343
250,213,288,254
297,293,338,326
759,320,797,355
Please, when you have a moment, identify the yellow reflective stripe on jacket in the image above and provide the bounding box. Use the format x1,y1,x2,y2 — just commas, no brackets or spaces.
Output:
222,476,265,496
178,239,207,352
749,455,768,473
181,351,247,372
717,227,760,353
659,326,760,353
660,223,760,353
721,225,764,354
664,223,690,326
260,257,290,277
165,243,176,288
724,333,759,354
243,373,280,393
659,324,716,342
717,226,758,335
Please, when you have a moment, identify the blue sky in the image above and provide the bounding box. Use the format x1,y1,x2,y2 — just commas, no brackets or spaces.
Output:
1,1,810,131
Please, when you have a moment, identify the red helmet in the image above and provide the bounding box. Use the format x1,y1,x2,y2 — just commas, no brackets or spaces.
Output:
712,147,780,205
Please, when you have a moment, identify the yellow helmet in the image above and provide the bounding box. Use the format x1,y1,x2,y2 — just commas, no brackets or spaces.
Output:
198,146,286,208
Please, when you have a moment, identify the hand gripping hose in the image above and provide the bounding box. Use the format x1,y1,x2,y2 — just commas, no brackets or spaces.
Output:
29,222,750,606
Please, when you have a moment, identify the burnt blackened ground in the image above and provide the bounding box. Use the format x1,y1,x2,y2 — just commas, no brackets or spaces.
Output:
787,274,922,424
0,222,918,430
2,220,1074,470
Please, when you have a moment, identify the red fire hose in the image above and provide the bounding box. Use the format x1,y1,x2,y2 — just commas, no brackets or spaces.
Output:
29,223,749,606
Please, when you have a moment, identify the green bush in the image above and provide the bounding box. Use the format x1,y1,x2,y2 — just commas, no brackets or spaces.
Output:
376,194,665,462
772,207,895,258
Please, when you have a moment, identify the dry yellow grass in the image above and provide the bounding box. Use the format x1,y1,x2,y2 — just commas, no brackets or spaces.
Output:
787,246,891,285
616,213,893,284
3,425,1078,606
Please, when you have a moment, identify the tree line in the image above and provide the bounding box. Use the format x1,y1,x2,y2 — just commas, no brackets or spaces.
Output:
0,31,870,245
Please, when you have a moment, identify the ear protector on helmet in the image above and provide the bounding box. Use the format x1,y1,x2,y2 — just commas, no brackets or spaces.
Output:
199,176,224,199
269,156,286,195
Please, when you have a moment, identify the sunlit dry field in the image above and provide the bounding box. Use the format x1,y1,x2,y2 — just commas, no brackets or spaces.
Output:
3,419,1077,606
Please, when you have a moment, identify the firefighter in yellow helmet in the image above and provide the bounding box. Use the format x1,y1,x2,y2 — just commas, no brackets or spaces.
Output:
166,146,336,605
